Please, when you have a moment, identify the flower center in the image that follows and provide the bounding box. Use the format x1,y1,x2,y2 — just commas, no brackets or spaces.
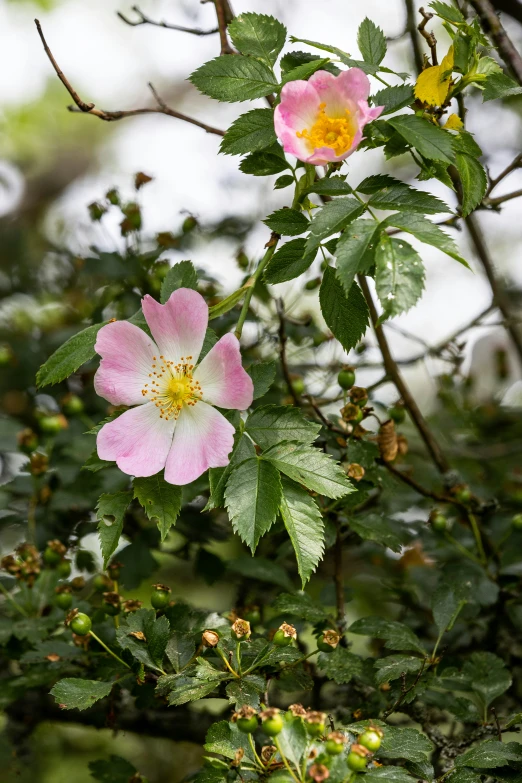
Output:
296,103,354,155
141,355,202,421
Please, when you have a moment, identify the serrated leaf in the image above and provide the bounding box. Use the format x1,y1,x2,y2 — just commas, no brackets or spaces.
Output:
432,582,459,635
245,404,320,450
373,84,414,115
133,473,182,541
346,721,433,761
207,432,256,510
456,740,522,769
96,490,132,568
374,655,423,684
264,441,354,499
89,756,138,783
305,198,365,254
225,457,281,552
383,212,468,266
264,208,309,236
375,235,425,319
455,153,487,216
429,1,466,23
273,591,329,623
160,260,198,303
357,174,404,194
462,652,512,709
162,674,222,705
349,512,406,553
240,150,290,176
335,218,380,293
226,675,265,708
349,616,426,654
36,321,108,387
365,769,415,783
368,183,449,214
190,55,278,103
264,238,313,284
228,13,286,66
281,58,331,86
307,176,353,196
387,114,454,163
248,360,276,399
21,640,80,663
220,108,276,156
358,18,386,65
280,50,340,76
116,608,170,672
82,451,115,472
483,72,522,101
50,678,113,711
279,478,324,588
277,716,308,767
204,720,256,762
319,266,370,352
318,646,363,683
165,632,196,673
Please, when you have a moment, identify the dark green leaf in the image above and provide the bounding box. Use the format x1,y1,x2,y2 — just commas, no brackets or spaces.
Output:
349,512,406,553
483,72,522,101
432,582,460,635
462,652,512,709
240,151,290,176
456,740,522,769
161,674,222,705
160,260,198,302
248,360,276,399
273,592,329,623
455,153,487,217
50,678,113,711
133,473,182,541
274,174,294,189
116,608,170,672
220,108,276,156
226,675,264,708
365,769,415,783
348,616,426,654
319,267,370,352
368,184,449,214
280,478,324,588
305,198,365,254
280,50,340,76
264,441,354,499
96,490,132,568
383,212,468,266
373,85,414,115
228,555,293,590
277,716,308,767
225,457,282,552
264,238,314,283
36,322,108,387
281,58,331,86
165,632,196,673
206,431,256,510
374,655,423,684
357,18,387,65
190,55,278,103
245,404,320,450
335,219,380,293
228,13,286,66
89,755,138,783
318,646,363,683
264,208,309,236
375,235,425,319
204,720,255,762
307,176,353,196
387,115,455,163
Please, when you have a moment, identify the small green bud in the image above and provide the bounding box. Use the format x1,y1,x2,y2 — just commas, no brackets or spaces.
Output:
338,368,356,390
69,612,92,636
430,510,448,533
233,706,258,734
305,711,326,737
151,583,171,610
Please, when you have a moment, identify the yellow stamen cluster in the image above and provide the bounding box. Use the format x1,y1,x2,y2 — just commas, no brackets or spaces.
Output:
296,102,354,155
141,355,202,421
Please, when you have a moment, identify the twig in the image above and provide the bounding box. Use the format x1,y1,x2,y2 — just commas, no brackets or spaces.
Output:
383,658,427,718
277,299,302,406
483,188,522,207
379,458,449,503
487,153,522,194
117,6,218,35
334,518,346,633
214,0,234,54
469,0,522,84
405,0,424,72
418,7,438,65
491,707,502,741
357,275,451,475
34,20,224,136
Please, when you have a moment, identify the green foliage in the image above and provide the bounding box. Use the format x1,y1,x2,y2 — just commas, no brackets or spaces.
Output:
116,609,170,672
225,457,282,551
357,18,387,65
50,679,114,711
96,491,133,568
319,266,370,351
133,474,182,541
228,13,286,66
220,108,276,156
36,322,107,387
335,218,379,293
279,478,324,587
455,153,488,217
263,208,309,236
190,55,278,102
245,405,320,450
160,260,198,302
264,238,313,284
387,115,455,163
375,235,425,319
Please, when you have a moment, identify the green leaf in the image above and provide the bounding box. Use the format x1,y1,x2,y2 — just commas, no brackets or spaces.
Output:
280,50,340,76
36,322,108,387
208,285,250,320
344,721,433,761
245,404,320,450
356,174,403,194
456,740,522,769
190,55,278,103
228,13,286,66
462,652,512,709
375,234,425,319
368,184,449,214
160,260,198,302
383,212,468,266
133,473,182,541
207,431,256,510
200,327,218,360
365,769,415,783
307,176,353,196
374,655,423,685
280,58,331,86
50,678,113,711
264,208,309,236
431,582,460,635
279,478,324,588
319,266,370,352
228,555,293,591
455,153,487,217
220,108,276,156
348,512,406,553
483,72,522,101
20,640,80,663
373,84,414,115
305,198,365,254
387,114,455,163
273,591,329,623
89,756,138,783
226,675,264,708
116,608,170,672
204,720,255,761
240,150,290,176
248,360,276,399
264,238,313,283
357,18,386,65
447,771,482,783
348,616,426,654
82,451,115,473
96,490,132,568
264,441,354,499
165,632,196,673
429,1,466,23
277,716,308,768
225,457,282,552
335,219,380,293
274,174,294,189
318,646,363,683
161,674,222,706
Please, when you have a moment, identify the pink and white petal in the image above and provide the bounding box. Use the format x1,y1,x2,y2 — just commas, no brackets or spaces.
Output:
142,288,208,364
305,146,344,166
336,68,372,103
97,403,174,477
275,80,321,135
194,333,253,410
94,321,159,406
308,70,350,117
164,402,234,486
356,100,384,125
276,125,313,160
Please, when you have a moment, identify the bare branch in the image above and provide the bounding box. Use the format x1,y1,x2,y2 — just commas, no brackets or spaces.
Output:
483,188,522,207
117,5,218,35
214,0,235,54
34,20,224,136
405,0,424,72
487,153,522,194
418,7,438,65
469,0,522,84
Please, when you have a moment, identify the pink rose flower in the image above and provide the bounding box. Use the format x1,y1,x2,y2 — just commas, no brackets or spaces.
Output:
94,288,253,485
274,69,384,166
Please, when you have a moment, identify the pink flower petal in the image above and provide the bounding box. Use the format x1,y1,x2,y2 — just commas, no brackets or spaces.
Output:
142,288,208,364
97,403,175,477
275,79,321,158
94,321,159,406
164,402,234,485
335,68,372,103
308,70,351,117
194,333,254,410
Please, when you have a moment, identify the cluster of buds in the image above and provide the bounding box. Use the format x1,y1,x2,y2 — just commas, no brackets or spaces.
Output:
1,544,41,586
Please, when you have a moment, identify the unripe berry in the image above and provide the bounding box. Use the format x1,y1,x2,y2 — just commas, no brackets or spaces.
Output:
93,574,113,592
347,744,371,772
325,731,346,755
57,559,72,578
243,606,261,626
338,368,356,390
388,404,406,424
430,510,448,533
54,590,73,611
512,513,522,531
70,612,92,636
359,728,383,752
305,277,321,291
43,547,62,567
290,375,305,395
39,414,68,435
260,708,284,737
453,485,472,504
272,622,297,647
61,394,84,416
317,629,340,654
182,215,198,233
350,386,368,407
233,706,258,734
151,583,171,610
305,711,326,737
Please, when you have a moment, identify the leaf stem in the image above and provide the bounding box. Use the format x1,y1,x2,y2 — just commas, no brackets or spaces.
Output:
216,647,240,678
234,237,279,339
467,511,487,565
89,630,131,670
274,737,301,783
248,734,265,770
0,582,29,617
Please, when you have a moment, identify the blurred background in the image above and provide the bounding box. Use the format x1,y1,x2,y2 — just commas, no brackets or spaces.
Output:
1,0,522,780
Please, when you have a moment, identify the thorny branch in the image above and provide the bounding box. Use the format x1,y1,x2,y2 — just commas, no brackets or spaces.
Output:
34,20,225,136
117,5,219,35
